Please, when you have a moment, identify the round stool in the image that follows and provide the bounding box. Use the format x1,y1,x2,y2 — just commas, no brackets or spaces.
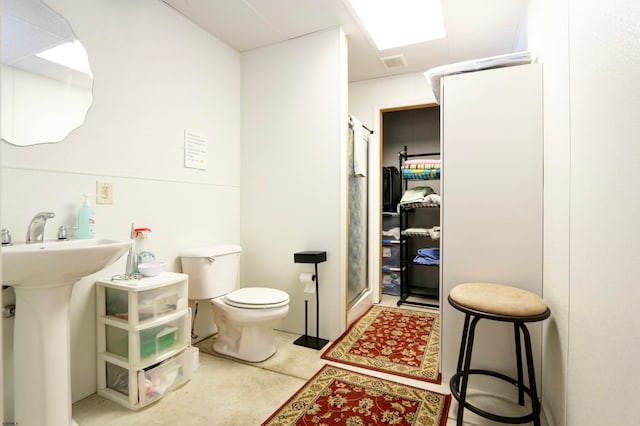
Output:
448,282,550,426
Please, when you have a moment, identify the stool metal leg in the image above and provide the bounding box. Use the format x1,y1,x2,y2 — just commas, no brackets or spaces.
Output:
514,323,525,406
456,315,480,426
455,313,472,383
520,323,541,426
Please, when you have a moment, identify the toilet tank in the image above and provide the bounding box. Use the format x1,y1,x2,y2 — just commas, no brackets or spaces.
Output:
180,245,242,300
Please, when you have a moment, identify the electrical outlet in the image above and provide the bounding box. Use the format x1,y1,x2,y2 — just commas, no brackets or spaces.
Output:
96,181,113,205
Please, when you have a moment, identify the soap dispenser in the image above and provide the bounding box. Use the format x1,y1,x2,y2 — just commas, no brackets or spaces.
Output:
78,194,95,239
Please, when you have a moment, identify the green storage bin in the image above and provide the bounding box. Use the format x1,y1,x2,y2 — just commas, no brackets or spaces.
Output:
140,325,177,358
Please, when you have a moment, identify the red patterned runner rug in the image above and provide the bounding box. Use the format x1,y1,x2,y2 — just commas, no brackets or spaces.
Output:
262,365,450,426
321,305,441,383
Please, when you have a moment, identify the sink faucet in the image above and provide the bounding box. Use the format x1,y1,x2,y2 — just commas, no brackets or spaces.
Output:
1,229,12,246
25,212,55,244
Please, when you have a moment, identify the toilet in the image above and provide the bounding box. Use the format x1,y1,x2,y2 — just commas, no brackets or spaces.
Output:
180,244,289,362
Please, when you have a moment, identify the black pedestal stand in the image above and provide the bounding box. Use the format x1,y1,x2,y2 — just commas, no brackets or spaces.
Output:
293,251,329,350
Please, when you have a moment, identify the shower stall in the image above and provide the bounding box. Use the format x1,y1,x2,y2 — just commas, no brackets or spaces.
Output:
347,116,370,307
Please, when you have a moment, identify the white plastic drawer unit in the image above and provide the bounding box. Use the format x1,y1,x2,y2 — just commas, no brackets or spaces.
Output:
96,272,192,410
103,311,190,364
101,273,188,324
102,349,192,408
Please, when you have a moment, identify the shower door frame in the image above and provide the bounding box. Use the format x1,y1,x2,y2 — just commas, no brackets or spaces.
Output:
347,118,370,308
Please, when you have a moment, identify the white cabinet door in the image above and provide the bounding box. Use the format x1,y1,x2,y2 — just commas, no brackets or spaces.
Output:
440,63,543,396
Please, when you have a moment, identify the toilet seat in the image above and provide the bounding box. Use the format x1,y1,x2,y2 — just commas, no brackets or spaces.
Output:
224,287,289,309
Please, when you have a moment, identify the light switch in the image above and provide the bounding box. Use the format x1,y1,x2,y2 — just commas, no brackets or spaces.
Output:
96,182,113,205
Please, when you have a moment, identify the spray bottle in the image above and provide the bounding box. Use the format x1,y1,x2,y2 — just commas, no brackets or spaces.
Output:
133,227,155,272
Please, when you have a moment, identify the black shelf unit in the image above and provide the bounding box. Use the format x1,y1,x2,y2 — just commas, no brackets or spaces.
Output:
397,146,441,308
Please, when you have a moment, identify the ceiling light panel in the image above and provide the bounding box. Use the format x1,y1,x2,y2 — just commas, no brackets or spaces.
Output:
346,0,446,50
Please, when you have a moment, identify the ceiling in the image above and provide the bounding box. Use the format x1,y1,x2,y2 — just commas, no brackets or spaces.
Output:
161,0,529,82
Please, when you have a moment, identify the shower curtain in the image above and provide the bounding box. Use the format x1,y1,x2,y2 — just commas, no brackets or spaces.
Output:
348,115,369,306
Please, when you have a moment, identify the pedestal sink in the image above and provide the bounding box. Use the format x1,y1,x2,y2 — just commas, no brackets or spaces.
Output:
2,238,131,426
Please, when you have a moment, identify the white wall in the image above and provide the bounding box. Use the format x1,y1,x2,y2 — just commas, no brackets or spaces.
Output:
349,73,437,130
240,28,348,340
1,0,241,412
530,0,640,425
566,1,640,424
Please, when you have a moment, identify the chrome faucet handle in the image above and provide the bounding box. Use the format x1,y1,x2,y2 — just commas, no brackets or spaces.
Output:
57,225,78,240
1,229,12,246
58,226,68,240
26,211,55,244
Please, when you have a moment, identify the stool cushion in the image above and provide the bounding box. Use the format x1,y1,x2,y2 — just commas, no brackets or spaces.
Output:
450,282,547,317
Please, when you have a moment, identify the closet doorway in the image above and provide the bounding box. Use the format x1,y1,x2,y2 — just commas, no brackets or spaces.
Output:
379,104,441,308
348,101,441,326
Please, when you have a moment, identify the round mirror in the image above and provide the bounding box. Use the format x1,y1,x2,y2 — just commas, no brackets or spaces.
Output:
1,0,93,146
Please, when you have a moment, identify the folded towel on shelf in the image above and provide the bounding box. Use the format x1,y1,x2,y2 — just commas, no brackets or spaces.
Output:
424,194,441,206
402,168,441,180
400,186,435,204
413,248,440,265
382,227,401,240
401,227,441,239
427,226,441,240
402,227,429,237
403,159,441,169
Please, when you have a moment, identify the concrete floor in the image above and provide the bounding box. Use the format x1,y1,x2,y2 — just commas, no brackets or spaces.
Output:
73,332,317,425
72,298,545,425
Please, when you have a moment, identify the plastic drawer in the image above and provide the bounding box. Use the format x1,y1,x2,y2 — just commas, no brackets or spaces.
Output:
105,361,130,396
105,325,127,359
103,349,191,405
104,313,190,363
382,271,401,295
138,350,191,405
104,280,188,323
382,243,400,266
382,213,400,231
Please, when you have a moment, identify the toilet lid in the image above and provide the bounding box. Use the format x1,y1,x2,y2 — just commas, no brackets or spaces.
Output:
224,287,289,309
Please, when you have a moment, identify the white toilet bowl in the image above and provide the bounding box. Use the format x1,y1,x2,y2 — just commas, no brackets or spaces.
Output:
180,245,290,362
210,287,289,362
